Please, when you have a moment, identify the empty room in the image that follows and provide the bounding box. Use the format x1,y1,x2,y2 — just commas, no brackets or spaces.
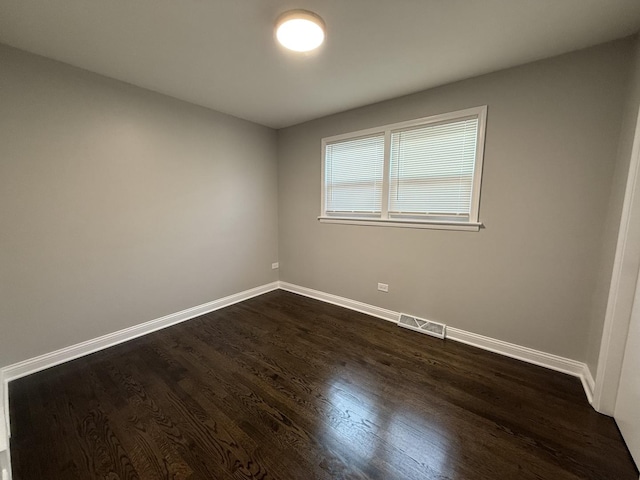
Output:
2,1,640,479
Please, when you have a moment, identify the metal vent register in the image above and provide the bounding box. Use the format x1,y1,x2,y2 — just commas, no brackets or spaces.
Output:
398,313,446,339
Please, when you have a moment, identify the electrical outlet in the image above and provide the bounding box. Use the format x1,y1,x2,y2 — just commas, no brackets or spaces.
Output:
272,262,279,270
378,283,389,292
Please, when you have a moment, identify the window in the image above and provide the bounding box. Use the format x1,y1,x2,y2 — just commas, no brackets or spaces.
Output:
320,106,487,231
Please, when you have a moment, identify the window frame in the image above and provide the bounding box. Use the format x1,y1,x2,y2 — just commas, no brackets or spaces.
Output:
320,106,487,231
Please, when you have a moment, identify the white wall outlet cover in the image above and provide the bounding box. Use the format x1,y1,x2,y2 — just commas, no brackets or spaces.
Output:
378,283,389,292
272,262,279,269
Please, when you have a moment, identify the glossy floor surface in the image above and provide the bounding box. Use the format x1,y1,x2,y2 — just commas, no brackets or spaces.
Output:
9,290,639,479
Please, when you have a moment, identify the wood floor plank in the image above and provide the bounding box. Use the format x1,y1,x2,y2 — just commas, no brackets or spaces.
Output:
9,290,639,480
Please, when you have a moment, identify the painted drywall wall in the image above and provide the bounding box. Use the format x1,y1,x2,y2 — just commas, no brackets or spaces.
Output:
586,35,640,376
0,44,279,368
277,39,633,362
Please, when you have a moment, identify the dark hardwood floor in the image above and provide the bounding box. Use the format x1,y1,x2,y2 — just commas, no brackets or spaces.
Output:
9,290,638,479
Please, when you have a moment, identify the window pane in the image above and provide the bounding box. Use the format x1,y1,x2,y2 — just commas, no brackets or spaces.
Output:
389,118,478,217
325,134,385,215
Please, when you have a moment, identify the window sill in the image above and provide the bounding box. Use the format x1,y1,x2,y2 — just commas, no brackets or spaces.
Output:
317,216,483,231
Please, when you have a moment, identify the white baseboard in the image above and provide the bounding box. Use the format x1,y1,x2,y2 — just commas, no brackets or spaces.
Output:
0,281,280,480
581,364,596,404
0,374,5,450
1,282,279,384
445,327,585,376
0,448,9,480
0,279,598,480
0,370,9,480
279,281,594,403
279,282,399,323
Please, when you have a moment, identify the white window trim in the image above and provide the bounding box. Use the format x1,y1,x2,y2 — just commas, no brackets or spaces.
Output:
320,106,487,231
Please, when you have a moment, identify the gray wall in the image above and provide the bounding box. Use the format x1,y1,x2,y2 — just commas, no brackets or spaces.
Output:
0,45,279,367
585,35,640,375
278,39,633,362
1,37,635,370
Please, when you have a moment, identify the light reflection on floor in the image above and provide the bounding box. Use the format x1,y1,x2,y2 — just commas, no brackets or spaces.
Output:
321,375,453,478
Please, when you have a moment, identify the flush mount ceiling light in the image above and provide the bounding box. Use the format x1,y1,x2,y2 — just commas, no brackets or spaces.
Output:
275,10,325,52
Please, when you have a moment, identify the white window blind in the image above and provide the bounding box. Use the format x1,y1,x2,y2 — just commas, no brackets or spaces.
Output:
389,118,478,219
320,106,486,230
325,134,385,215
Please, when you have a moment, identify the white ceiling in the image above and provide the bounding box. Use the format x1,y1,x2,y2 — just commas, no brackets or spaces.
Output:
1,1,639,128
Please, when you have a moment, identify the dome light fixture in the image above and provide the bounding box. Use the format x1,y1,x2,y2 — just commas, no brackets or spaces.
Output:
275,10,325,52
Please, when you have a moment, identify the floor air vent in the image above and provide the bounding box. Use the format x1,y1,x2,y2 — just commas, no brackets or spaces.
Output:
398,314,446,339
